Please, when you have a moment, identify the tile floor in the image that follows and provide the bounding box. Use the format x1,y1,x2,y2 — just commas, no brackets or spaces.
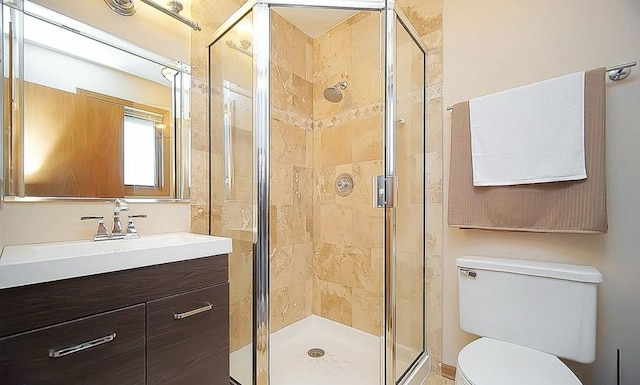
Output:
425,373,456,385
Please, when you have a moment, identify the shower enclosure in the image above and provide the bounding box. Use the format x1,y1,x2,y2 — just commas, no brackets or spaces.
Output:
209,1,427,384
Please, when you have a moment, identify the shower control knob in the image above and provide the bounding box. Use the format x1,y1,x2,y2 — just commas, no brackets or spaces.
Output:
335,173,355,197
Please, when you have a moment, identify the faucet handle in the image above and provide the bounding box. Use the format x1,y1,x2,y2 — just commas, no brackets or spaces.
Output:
81,216,110,241
125,214,147,239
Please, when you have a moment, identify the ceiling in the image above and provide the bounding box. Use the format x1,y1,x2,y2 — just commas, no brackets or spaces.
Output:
273,7,359,39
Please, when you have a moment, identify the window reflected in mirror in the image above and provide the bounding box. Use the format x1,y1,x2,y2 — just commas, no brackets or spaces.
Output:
125,115,159,187
123,106,169,197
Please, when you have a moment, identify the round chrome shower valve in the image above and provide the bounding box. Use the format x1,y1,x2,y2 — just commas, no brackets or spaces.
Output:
335,173,355,197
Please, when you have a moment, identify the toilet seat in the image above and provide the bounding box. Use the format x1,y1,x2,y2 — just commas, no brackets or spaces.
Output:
456,337,582,385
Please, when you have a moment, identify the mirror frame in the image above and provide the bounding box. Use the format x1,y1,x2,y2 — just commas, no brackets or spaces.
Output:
2,0,191,203
0,0,4,208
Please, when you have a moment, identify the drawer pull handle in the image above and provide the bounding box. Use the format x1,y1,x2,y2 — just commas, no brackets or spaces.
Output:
48,333,117,358
174,303,213,320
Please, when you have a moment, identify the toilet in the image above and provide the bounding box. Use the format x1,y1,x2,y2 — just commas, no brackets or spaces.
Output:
455,256,603,385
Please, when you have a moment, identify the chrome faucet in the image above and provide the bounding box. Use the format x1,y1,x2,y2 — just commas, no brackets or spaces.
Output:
81,199,147,241
111,199,129,239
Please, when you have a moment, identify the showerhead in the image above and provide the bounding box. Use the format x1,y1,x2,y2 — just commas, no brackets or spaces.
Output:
104,0,137,16
323,81,348,103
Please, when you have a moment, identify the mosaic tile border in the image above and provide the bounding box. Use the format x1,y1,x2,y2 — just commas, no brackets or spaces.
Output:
313,102,383,130
272,107,313,130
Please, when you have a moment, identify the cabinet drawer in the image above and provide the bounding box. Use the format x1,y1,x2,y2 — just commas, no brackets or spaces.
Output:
147,284,229,385
0,304,145,385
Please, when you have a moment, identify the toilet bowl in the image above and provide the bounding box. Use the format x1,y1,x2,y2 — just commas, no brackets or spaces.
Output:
455,338,581,385
455,256,603,385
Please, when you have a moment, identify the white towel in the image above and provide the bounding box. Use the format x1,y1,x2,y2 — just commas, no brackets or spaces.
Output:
469,71,587,186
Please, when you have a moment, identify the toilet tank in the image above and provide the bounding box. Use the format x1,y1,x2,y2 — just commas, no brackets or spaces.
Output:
457,256,603,364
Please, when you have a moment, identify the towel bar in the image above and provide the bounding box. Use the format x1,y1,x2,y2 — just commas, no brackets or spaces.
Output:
445,61,637,112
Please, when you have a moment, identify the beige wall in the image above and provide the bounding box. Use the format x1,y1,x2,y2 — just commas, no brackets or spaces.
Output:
442,0,640,383
1,202,190,247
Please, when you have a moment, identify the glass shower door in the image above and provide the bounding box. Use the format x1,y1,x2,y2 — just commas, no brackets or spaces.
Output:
209,10,255,385
387,10,427,385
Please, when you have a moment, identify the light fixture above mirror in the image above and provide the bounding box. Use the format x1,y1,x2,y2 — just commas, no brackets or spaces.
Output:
104,0,201,31
104,0,137,16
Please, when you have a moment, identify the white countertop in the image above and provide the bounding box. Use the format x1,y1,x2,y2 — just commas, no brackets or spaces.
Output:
0,232,232,289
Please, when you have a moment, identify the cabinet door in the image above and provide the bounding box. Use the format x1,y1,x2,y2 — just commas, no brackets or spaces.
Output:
147,284,229,385
0,304,145,385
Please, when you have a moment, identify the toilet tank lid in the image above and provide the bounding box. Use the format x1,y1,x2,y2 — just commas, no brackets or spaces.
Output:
457,256,603,283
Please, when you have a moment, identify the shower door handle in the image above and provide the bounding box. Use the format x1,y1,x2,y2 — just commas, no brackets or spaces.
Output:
373,175,396,208
373,176,385,208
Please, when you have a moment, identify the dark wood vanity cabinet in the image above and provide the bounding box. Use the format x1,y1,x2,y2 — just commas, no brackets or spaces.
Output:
0,255,229,385
147,285,230,385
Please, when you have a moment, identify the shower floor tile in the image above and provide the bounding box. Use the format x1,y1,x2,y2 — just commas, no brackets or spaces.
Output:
230,315,382,385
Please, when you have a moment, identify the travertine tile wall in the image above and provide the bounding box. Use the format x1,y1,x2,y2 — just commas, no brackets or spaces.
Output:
269,11,385,336
268,12,315,333
311,12,385,336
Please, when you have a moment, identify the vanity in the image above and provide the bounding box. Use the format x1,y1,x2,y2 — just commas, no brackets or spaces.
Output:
0,233,232,385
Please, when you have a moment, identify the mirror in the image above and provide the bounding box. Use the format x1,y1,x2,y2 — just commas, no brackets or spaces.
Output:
2,0,191,200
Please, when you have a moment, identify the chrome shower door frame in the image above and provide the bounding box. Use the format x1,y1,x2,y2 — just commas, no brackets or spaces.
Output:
384,3,397,384
252,4,270,385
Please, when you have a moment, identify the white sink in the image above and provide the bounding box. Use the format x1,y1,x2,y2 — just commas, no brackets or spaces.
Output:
0,232,232,289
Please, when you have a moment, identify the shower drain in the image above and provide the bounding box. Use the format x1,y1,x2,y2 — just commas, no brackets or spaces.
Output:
307,348,325,358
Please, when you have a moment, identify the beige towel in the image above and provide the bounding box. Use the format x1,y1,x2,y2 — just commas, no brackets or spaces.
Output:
448,68,607,233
